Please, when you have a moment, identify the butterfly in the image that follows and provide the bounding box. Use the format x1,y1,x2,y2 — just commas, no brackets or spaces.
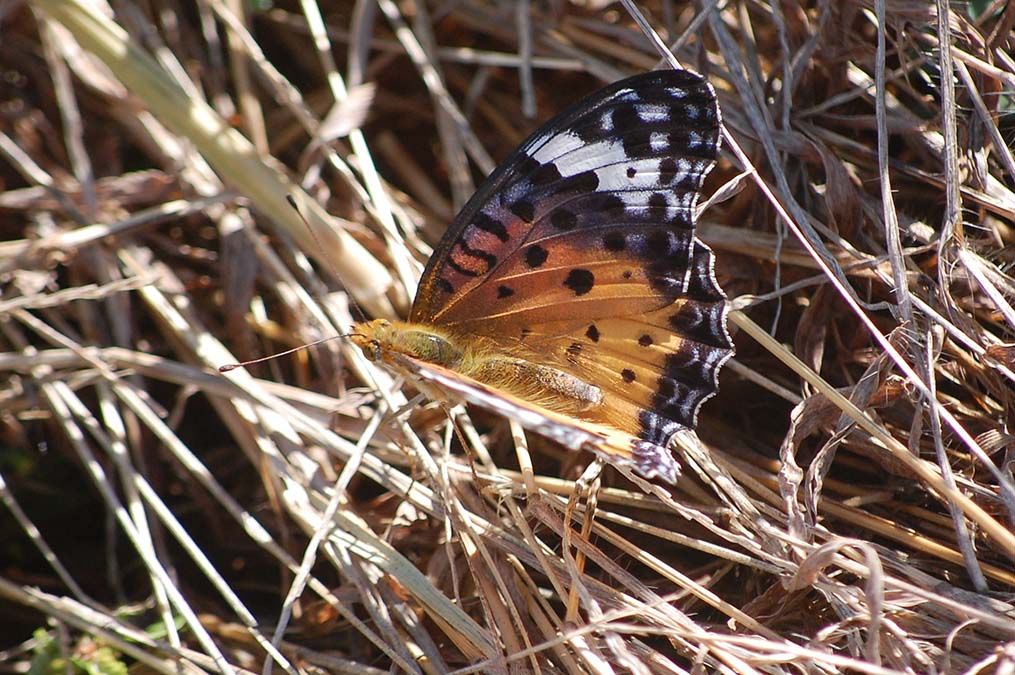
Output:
351,69,732,484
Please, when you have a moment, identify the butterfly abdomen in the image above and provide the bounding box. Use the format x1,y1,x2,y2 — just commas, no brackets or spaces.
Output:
463,353,604,414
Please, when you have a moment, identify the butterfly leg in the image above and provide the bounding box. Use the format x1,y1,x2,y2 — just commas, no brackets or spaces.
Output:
466,356,604,414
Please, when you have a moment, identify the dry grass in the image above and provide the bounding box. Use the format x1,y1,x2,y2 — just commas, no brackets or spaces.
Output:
2,0,1014,673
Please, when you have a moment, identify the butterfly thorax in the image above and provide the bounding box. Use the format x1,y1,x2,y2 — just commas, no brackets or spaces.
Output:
352,319,466,369
352,318,604,415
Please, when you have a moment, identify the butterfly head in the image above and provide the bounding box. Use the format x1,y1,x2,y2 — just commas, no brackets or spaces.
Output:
349,319,387,362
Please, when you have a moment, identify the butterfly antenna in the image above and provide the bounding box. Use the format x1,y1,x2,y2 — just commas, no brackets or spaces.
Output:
285,194,370,323
219,334,351,372
219,197,367,373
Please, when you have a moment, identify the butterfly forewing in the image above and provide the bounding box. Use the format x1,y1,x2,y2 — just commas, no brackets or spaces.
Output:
405,69,731,474
413,70,719,320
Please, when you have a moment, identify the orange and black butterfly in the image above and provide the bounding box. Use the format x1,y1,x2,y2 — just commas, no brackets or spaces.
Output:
352,69,732,483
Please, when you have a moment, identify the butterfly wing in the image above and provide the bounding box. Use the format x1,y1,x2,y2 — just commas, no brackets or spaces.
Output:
411,69,731,453
385,351,682,483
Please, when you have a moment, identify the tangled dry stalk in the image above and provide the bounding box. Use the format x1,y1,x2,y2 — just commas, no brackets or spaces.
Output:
1,1,1013,673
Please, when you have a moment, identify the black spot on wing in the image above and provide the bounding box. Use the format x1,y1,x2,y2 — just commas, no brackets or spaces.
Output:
554,170,599,196
644,230,679,260
674,128,718,159
524,245,548,268
610,104,651,157
603,232,626,252
531,161,562,186
497,285,515,299
448,240,497,277
668,209,694,230
510,199,535,223
563,268,594,296
586,324,600,342
597,194,626,216
648,192,668,210
472,212,509,242
446,258,480,278
551,209,577,230
658,157,678,184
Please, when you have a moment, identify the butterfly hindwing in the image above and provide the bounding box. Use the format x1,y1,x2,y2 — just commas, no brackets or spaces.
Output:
388,351,682,483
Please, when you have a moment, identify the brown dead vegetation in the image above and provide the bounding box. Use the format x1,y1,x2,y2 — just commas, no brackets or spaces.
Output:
1,1,1013,673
